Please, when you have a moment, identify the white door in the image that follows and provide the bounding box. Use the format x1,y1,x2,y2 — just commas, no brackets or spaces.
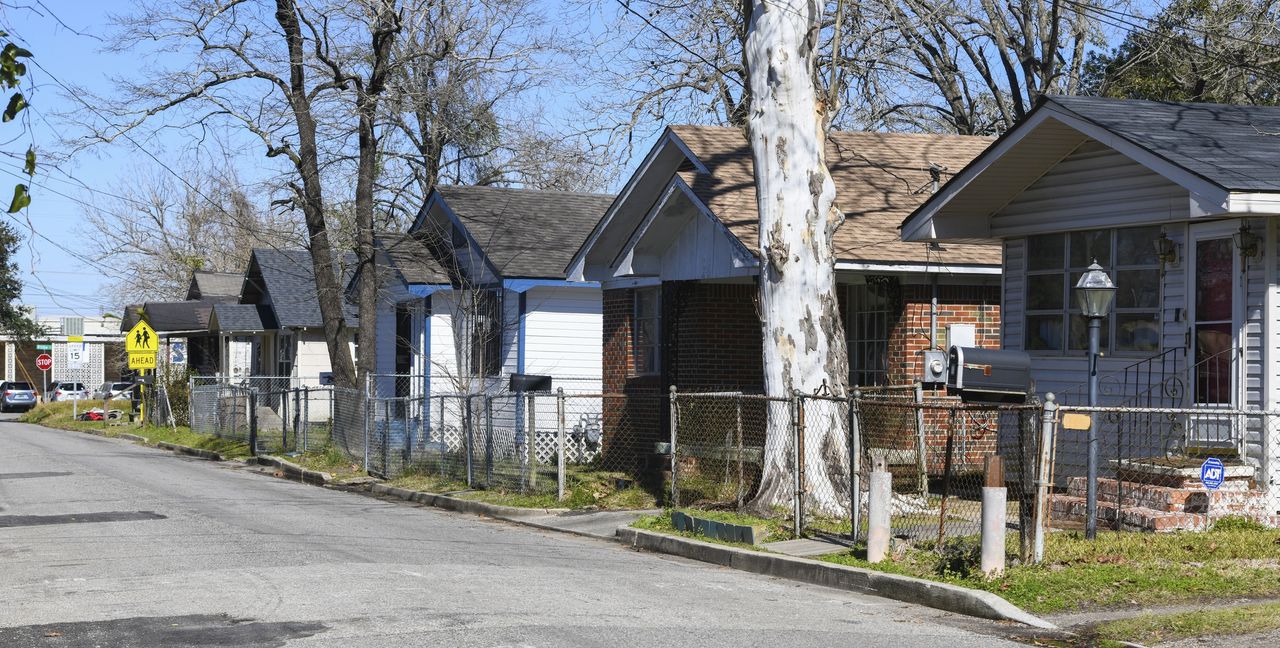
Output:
1186,222,1243,450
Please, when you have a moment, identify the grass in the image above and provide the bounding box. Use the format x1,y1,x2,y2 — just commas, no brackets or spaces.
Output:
815,522,1280,615
18,401,254,459
632,508,793,545
1091,602,1280,646
384,462,661,510
287,445,368,481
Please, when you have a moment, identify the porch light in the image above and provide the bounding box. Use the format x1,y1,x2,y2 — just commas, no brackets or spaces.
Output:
1154,232,1177,264
1234,224,1261,259
1074,261,1116,319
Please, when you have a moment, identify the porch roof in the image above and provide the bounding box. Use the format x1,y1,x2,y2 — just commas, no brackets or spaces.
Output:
210,303,277,333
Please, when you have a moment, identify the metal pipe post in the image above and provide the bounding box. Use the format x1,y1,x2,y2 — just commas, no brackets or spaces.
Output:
850,389,863,542
527,393,537,491
1033,393,1058,564
484,395,494,487
914,383,928,493
556,388,566,501
464,396,474,487
669,385,678,507
867,456,891,563
1086,317,1101,539
792,393,802,538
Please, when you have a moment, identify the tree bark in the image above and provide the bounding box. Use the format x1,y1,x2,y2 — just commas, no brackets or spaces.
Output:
354,1,401,388
744,0,850,518
275,0,357,390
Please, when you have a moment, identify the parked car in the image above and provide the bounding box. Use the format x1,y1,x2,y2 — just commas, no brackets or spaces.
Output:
92,381,133,400
0,381,37,412
49,381,90,402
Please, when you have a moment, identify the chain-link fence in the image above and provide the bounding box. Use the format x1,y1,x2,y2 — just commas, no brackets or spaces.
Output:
189,376,343,456
1048,403,1280,533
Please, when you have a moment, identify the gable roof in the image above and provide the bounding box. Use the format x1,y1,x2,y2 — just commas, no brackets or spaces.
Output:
244,248,357,329
379,233,449,285
432,185,614,279
141,301,214,334
666,126,999,266
1047,95,1280,193
210,303,277,333
186,271,243,302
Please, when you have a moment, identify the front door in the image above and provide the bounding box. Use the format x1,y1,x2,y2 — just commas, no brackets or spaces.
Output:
1187,222,1242,450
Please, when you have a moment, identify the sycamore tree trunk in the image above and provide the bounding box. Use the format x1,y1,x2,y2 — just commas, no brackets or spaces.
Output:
744,0,851,518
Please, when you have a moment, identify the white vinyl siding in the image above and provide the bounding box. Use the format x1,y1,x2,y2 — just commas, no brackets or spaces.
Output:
991,140,1190,237
522,286,603,392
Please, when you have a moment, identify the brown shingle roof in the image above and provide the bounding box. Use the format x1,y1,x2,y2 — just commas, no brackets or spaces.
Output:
669,126,1000,266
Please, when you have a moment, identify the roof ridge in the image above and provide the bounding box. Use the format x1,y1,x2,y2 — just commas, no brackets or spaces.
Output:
436,184,613,199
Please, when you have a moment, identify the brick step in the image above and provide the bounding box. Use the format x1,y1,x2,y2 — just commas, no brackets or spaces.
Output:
1065,477,1267,514
1049,494,1280,532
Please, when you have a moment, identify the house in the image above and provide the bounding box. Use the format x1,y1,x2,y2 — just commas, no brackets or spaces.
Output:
209,248,356,387
567,126,1002,469
120,271,243,375
377,185,614,397
900,95,1280,525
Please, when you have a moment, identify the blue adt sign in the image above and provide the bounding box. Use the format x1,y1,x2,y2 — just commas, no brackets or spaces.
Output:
1201,457,1226,490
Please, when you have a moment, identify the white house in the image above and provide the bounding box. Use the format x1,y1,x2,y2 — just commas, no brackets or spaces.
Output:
901,95,1280,524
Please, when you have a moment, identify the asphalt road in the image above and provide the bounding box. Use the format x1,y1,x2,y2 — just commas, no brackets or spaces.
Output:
0,416,1024,647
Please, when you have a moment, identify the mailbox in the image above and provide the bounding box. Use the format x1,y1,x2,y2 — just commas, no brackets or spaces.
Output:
947,346,1032,403
509,373,553,392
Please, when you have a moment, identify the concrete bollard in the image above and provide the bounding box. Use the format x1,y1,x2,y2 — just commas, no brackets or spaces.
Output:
981,486,1007,576
981,455,1007,577
866,456,892,563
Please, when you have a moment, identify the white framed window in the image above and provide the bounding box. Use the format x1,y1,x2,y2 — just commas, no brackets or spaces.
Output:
1024,226,1162,355
469,289,502,377
633,287,661,376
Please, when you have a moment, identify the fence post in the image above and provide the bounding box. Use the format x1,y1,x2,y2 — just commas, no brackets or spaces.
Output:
292,388,301,452
464,395,474,487
248,390,258,457
792,392,803,539
526,393,537,491
302,387,309,452
1033,393,1058,565
484,395,494,488
188,375,195,432
850,389,862,542
735,395,744,511
404,395,412,469
557,388,566,501
669,385,678,507
363,375,371,473
914,383,928,494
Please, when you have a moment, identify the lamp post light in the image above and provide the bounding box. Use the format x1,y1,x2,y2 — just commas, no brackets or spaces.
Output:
1076,260,1116,540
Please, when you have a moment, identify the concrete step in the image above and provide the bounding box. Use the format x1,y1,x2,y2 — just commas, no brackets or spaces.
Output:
1049,494,1280,532
1065,477,1268,514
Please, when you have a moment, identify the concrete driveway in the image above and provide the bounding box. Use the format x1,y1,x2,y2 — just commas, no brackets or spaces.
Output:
0,416,1023,647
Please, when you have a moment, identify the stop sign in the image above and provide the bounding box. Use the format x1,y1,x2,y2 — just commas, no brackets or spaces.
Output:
35,353,52,371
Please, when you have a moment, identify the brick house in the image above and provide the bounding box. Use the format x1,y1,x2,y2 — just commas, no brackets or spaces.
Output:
567,126,1003,468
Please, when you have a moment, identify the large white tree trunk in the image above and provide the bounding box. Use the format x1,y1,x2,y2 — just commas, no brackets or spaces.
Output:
744,0,850,518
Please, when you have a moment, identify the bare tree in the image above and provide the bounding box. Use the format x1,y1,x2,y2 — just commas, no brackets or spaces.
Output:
744,0,849,515
80,162,301,305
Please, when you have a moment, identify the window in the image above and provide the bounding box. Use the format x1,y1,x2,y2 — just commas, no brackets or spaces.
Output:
1024,226,1161,355
633,287,661,376
848,279,898,387
469,289,502,377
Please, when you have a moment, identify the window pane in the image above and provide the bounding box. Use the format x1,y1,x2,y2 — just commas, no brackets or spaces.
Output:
1026,273,1064,310
1115,226,1160,266
1070,230,1111,268
1115,313,1160,352
1027,234,1064,271
1068,313,1110,351
1115,269,1160,309
1025,314,1064,351
1195,238,1233,322
1194,322,1233,404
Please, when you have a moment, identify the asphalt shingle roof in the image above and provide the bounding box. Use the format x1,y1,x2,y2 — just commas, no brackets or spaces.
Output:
1047,95,1280,193
211,303,277,332
434,186,615,279
249,249,357,329
186,271,243,302
378,233,449,285
668,126,1000,266
142,301,213,333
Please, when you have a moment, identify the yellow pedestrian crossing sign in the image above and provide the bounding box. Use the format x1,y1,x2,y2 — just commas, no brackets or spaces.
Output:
127,320,158,369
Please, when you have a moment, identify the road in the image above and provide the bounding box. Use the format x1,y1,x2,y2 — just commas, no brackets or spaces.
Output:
0,416,1023,647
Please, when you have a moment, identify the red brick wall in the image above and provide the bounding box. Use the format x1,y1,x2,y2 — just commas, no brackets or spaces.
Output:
887,284,1001,386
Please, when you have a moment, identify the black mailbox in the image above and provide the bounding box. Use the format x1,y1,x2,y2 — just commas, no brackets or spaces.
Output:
947,346,1032,403
509,373,553,392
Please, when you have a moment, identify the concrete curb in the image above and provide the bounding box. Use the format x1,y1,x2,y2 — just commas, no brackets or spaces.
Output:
118,433,148,443
155,441,224,462
616,527,1056,630
370,483,570,519
253,456,332,486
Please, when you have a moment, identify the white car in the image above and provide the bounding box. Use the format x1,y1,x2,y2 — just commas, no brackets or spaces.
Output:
92,381,133,400
49,381,90,402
